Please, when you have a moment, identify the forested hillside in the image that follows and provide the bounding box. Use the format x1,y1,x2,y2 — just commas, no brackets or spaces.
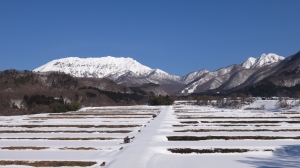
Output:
0,70,169,115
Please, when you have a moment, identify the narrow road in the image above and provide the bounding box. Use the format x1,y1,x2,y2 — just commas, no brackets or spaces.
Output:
106,106,173,168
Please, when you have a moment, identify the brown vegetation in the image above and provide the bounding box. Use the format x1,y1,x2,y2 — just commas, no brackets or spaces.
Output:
168,148,273,154
0,137,118,140
0,160,96,167
59,147,97,150
0,130,132,133
200,120,300,124
172,125,197,127
174,129,300,132
218,124,279,127
0,124,141,128
0,70,161,115
281,112,300,114
177,116,296,119
1,146,48,150
48,113,155,116
167,135,300,141
29,116,150,119
180,121,199,124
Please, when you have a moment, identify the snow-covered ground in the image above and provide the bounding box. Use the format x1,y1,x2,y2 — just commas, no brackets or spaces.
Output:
1,102,300,167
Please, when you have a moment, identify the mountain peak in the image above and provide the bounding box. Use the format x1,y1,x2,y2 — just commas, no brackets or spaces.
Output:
241,57,257,69
241,53,284,69
33,56,181,88
33,56,153,78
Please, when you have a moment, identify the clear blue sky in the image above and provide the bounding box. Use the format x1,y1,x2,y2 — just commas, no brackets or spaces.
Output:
0,0,299,76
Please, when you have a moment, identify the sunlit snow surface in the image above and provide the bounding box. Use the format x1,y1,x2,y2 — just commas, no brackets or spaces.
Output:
241,53,284,69
1,102,300,168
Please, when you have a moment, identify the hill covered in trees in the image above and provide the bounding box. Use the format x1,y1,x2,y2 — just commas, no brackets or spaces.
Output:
0,70,170,115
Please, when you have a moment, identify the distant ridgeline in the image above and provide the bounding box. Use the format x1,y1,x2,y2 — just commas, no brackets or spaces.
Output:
2,50,300,115
194,51,300,98
0,70,168,115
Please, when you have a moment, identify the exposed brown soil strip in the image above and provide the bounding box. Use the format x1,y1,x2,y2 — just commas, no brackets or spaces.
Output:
174,129,300,132
0,160,97,167
1,146,49,150
172,124,280,127
178,116,300,119
83,108,159,111
168,148,273,154
0,130,132,134
0,124,141,128
59,147,98,150
48,113,155,116
180,121,199,124
0,137,118,140
174,111,217,113
1,146,108,150
167,136,300,141
281,112,300,114
254,125,281,127
219,124,280,127
200,121,300,124
172,125,198,127
29,116,150,119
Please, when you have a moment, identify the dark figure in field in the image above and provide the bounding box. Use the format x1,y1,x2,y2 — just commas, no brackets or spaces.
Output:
124,136,130,143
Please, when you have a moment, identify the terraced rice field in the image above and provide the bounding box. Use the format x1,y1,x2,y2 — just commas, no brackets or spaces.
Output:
1,102,300,167
0,106,160,167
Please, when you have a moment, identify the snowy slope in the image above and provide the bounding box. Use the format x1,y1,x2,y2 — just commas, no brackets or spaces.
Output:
180,53,285,94
241,57,257,69
241,53,284,69
34,56,153,78
181,65,242,94
34,56,181,85
180,70,209,84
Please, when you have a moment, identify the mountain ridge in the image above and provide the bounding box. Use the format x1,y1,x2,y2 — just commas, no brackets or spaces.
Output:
33,53,285,94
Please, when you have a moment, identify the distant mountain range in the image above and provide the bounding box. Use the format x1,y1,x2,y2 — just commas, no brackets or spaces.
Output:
33,53,286,95
2,50,300,115
233,51,300,97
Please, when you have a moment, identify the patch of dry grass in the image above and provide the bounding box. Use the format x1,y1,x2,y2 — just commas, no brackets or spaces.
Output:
281,112,300,114
0,124,141,128
168,148,274,154
177,116,293,119
180,121,199,124
174,129,300,132
0,137,118,140
200,120,300,124
1,146,48,150
0,160,97,167
59,147,97,150
0,130,132,134
48,113,156,116
218,124,279,127
29,116,150,119
254,125,281,127
172,125,197,127
167,135,300,141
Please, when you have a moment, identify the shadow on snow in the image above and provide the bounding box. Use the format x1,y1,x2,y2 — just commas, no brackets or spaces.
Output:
238,145,300,168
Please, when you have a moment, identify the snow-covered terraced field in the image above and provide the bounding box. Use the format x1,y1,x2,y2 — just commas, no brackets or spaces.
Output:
1,103,300,167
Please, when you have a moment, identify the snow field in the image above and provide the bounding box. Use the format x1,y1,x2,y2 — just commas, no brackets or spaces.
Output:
1,103,300,167
0,106,161,168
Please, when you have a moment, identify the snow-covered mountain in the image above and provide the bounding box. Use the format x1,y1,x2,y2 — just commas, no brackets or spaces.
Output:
180,53,285,94
34,53,286,95
241,57,257,69
34,56,181,88
241,53,284,69
34,56,153,78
